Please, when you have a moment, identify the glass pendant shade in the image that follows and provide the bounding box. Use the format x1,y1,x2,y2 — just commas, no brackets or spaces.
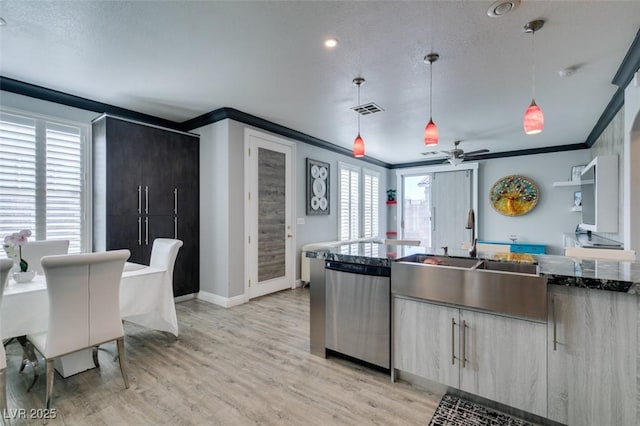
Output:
424,119,439,146
523,99,544,135
353,133,365,157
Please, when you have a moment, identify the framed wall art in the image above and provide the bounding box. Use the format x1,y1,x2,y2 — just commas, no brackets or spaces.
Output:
571,165,585,182
489,175,539,216
306,158,330,215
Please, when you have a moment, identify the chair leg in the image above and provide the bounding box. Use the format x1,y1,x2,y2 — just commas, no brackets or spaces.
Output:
17,338,39,392
45,359,55,412
92,347,100,368
0,367,7,418
116,338,129,389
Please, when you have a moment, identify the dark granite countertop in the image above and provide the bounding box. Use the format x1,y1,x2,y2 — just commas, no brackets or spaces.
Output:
306,241,640,295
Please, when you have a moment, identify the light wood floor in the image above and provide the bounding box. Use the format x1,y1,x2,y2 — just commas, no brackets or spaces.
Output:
5,288,441,425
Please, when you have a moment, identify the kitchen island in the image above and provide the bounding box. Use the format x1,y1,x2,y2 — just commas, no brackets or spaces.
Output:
307,241,640,426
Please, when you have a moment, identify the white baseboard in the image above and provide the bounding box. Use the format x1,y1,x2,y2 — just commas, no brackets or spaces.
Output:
197,290,246,308
174,294,196,303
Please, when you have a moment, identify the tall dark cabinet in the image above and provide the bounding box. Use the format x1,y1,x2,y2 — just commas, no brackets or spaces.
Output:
93,115,199,297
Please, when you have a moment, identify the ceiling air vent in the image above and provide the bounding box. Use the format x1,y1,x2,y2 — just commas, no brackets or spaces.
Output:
351,102,384,115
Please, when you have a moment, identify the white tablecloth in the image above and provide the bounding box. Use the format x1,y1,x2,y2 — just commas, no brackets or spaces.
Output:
1,265,179,339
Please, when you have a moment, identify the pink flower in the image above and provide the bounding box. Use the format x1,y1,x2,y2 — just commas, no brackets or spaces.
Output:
4,234,15,245
14,234,27,246
19,229,32,238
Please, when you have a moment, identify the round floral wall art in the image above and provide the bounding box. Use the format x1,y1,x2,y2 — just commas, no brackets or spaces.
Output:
490,175,539,216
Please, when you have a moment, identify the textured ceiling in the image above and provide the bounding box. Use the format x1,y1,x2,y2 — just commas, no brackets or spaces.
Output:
1,1,639,164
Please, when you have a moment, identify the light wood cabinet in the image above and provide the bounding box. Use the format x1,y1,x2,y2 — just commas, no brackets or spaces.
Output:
394,298,459,388
547,285,638,425
394,297,547,417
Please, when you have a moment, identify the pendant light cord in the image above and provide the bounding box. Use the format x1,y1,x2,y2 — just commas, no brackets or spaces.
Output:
429,61,433,119
357,83,361,134
531,29,536,100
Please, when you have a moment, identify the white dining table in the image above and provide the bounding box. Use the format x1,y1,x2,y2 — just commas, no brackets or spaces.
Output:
1,262,179,377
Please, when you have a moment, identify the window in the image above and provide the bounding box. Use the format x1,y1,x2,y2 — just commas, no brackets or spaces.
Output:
363,170,379,238
338,162,380,241
0,111,88,254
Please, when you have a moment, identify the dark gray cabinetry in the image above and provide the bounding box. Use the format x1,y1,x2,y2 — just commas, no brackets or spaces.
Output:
93,115,199,296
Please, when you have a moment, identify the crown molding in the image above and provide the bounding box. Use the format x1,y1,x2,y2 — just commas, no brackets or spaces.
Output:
388,143,588,169
0,76,183,131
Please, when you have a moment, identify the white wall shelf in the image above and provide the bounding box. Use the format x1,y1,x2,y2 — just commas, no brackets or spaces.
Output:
553,180,581,188
571,206,582,212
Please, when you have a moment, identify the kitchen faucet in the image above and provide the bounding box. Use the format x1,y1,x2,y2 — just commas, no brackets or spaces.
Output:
466,208,477,257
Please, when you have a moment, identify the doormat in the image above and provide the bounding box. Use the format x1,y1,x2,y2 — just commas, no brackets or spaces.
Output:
428,394,536,426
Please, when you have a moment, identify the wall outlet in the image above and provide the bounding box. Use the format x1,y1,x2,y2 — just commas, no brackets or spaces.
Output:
297,218,305,225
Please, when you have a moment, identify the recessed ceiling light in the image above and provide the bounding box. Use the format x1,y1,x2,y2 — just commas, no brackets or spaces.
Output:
324,38,338,49
487,0,520,18
0,17,7,26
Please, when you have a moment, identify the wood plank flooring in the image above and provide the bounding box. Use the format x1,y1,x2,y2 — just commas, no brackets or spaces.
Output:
5,288,441,425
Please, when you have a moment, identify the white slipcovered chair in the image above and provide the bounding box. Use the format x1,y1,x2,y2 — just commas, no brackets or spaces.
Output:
27,250,130,411
0,258,13,415
20,240,70,274
120,238,183,338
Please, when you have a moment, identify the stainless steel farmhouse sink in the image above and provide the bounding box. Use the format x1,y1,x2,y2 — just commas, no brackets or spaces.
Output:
398,254,482,269
392,255,547,321
473,259,539,274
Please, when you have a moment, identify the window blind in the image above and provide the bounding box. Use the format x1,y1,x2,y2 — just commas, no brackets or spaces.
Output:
46,123,83,253
339,164,360,241
363,170,379,238
0,113,38,241
0,111,85,255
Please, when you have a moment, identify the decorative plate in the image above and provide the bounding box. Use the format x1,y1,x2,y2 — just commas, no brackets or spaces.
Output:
489,175,539,216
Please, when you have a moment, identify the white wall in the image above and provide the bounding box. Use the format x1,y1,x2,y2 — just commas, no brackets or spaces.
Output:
478,150,592,255
197,120,231,297
590,108,625,242
294,141,388,266
196,118,388,301
624,74,640,252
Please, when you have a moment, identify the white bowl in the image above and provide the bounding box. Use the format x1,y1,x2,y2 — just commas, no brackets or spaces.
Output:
13,270,35,283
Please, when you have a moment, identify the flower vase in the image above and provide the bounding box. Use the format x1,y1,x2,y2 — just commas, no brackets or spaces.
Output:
3,244,20,276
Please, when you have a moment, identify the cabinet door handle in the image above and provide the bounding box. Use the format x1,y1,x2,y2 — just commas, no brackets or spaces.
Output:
137,185,142,214
460,320,467,368
137,217,142,246
145,186,149,214
174,217,178,239
145,217,149,245
174,188,178,215
552,295,557,351
451,318,457,365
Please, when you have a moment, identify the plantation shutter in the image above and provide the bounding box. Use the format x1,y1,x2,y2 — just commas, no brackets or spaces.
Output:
363,170,379,238
46,122,83,253
0,112,38,241
0,111,86,255
339,164,360,241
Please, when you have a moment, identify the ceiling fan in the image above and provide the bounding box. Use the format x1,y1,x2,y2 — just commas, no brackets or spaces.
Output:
422,140,490,166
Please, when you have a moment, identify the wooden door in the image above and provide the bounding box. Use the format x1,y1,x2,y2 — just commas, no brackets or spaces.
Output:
244,130,295,300
459,309,547,417
393,297,459,388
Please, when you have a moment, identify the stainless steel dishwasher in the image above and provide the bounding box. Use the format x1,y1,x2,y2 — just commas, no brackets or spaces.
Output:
325,260,391,369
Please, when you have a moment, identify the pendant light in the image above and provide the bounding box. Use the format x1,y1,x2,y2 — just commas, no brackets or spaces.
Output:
424,53,440,146
352,77,365,157
523,20,545,135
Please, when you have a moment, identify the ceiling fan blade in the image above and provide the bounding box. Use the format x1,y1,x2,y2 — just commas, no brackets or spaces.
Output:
461,149,490,157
